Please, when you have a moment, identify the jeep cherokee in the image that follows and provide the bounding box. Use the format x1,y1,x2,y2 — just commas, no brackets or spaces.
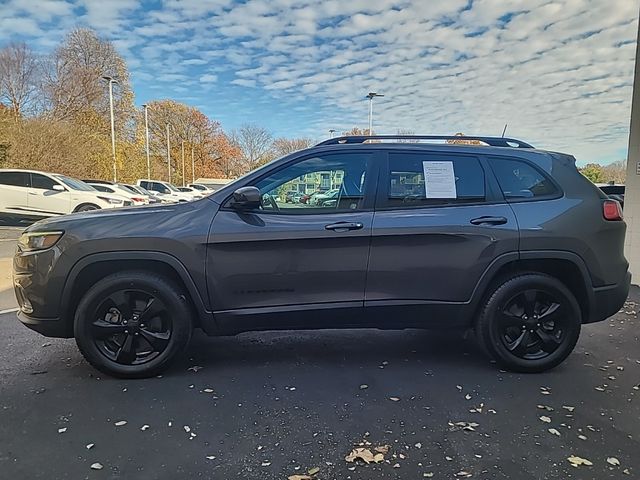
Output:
13,135,630,378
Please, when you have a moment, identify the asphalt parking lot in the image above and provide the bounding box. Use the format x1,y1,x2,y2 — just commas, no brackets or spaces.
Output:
1,287,639,479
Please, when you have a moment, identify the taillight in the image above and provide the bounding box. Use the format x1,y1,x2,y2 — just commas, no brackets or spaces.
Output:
132,197,144,203
603,199,623,221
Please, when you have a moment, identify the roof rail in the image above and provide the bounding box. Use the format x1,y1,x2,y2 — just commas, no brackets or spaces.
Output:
316,135,534,149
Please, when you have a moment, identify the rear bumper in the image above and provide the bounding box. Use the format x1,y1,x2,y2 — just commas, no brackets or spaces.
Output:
17,311,73,338
586,271,631,323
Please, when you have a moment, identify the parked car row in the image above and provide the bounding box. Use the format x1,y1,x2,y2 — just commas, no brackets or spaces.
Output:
0,168,215,219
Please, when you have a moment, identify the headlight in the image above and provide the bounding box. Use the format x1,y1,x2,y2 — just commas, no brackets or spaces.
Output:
18,231,64,252
98,196,123,205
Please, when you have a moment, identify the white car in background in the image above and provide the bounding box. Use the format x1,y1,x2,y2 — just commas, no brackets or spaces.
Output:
0,169,126,218
177,186,204,200
187,183,214,194
136,179,193,202
87,183,149,206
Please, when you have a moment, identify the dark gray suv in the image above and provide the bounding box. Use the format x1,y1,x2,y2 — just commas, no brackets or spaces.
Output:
13,135,630,378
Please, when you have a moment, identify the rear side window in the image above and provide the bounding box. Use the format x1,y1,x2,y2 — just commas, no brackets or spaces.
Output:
383,153,485,208
31,173,57,190
153,182,170,193
0,171,29,187
489,157,558,199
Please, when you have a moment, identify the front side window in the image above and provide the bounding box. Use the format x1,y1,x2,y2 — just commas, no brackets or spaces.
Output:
489,157,558,199
250,153,372,213
0,171,29,187
31,173,58,190
383,153,485,208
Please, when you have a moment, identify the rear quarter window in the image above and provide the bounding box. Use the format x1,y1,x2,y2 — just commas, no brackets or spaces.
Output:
488,157,558,200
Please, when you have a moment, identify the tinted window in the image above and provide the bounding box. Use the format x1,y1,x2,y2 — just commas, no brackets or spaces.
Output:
489,157,557,199
0,171,29,187
55,175,95,191
139,181,151,189
251,153,372,213
600,185,624,195
384,153,485,207
153,182,170,193
31,173,58,190
92,185,112,192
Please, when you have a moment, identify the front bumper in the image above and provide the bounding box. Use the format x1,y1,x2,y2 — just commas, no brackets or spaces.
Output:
17,311,72,338
586,271,631,323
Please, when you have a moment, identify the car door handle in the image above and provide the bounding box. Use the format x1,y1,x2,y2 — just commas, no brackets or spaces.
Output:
325,222,364,231
470,216,508,226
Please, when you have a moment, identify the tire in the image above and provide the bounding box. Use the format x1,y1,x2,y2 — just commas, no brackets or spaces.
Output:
75,204,100,212
475,273,581,373
74,271,193,378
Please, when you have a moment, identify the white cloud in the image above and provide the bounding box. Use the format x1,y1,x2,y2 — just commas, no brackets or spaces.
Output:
0,0,637,163
199,73,218,83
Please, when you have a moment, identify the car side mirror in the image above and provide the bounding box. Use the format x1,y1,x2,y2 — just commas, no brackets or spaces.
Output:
230,186,262,209
52,184,65,191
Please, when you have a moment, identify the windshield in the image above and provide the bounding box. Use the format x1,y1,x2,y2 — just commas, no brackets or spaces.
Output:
166,183,181,192
54,175,96,191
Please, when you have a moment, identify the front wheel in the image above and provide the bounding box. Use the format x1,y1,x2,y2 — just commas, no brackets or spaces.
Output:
475,273,581,373
74,271,193,378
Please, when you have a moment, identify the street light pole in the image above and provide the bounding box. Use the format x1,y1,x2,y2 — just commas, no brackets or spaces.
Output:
191,147,195,184
366,92,384,135
166,124,171,183
329,129,336,138
102,76,118,181
181,140,185,187
142,104,150,179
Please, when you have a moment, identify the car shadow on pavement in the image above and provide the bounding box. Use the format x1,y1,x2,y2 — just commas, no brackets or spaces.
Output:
174,328,492,374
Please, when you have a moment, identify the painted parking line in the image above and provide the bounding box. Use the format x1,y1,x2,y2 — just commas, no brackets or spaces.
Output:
0,307,19,315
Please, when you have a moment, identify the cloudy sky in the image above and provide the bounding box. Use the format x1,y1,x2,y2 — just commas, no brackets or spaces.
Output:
1,0,638,164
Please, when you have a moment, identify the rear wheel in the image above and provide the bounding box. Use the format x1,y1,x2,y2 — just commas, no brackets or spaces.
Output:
74,271,192,378
475,273,581,373
75,204,100,212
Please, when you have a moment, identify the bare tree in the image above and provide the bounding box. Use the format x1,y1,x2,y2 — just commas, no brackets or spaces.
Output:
230,124,273,173
271,137,314,157
0,43,39,118
40,28,134,128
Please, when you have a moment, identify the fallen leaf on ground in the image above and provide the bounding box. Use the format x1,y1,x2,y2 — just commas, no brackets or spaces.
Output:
114,421,127,427
360,384,368,390
607,457,620,466
424,473,434,478
141,425,150,431
90,463,103,470
389,397,400,402
203,388,214,393
57,427,67,433
288,476,313,480
345,448,385,464
86,443,94,449
595,386,606,392
562,406,575,412
414,442,422,449
455,471,472,477
183,426,191,433
187,365,203,372
537,405,554,411
374,445,390,454
548,428,561,436
539,416,552,423
568,455,593,467
308,467,320,475
578,435,588,440
206,455,216,460
261,461,271,467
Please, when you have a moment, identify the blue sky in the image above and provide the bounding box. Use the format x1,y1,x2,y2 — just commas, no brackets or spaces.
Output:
0,0,638,165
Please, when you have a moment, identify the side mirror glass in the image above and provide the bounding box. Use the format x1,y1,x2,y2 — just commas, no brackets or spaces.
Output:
231,186,262,209
52,184,65,191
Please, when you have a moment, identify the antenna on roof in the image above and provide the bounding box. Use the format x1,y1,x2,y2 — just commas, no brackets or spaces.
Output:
501,124,508,138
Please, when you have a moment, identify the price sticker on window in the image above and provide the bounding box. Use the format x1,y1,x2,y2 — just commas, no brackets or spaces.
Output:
422,161,457,198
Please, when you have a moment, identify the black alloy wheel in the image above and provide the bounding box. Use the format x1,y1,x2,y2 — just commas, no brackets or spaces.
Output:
91,289,171,366
498,289,565,360
475,273,581,373
75,271,192,378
